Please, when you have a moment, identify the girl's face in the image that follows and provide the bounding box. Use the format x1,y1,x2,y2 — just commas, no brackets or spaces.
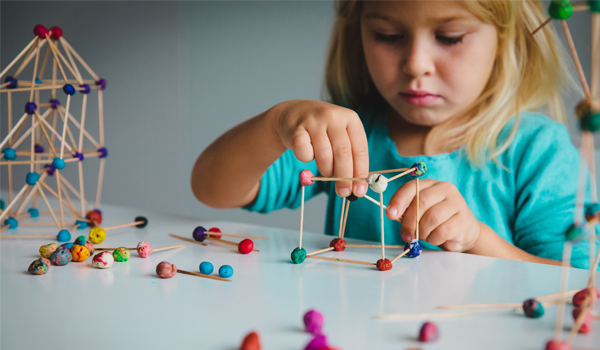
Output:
361,1,498,126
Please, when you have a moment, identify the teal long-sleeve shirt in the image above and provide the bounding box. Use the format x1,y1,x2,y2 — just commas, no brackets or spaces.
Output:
244,105,599,269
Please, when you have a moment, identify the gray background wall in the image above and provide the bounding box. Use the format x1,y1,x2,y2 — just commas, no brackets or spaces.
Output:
0,1,595,234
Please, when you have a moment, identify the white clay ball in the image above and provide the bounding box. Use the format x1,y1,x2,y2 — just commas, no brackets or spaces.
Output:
367,174,388,193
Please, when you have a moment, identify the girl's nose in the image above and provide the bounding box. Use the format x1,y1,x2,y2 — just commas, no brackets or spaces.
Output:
401,37,435,78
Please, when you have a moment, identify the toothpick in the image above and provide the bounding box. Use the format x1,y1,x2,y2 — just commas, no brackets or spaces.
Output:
562,20,592,100
380,192,385,260
203,232,267,240
416,178,420,241
369,168,411,174
306,255,375,266
338,197,346,239
0,184,28,223
205,236,259,252
104,220,145,231
437,290,579,310
177,269,231,282
553,241,572,342
299,186,305,249
388,167,417,182
153,244,187,253
169,233,207,246
391,248,411,264
374,312,474,321
345,244,405,249
0,234,55,239
341,199,350,239
306,247,335,256
311,177,367,182
0,37,38,80
364,194,387,209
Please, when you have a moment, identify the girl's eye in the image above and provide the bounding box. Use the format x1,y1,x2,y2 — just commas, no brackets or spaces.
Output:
436,35,464,45
374,32,401,43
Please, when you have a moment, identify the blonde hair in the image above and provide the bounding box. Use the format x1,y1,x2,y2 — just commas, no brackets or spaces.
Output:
324,0,578,165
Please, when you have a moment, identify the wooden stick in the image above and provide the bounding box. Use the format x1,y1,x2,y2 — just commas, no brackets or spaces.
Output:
0,37,38,80
177,269,231,282
416,178,420,241
68,222,80,232
388,167,417,182
306,247,334,256
592,13,599,100
299,186,305,249
19,222,64,226
169,234,207,246
0,226,10,233
311,177,367,182
34,110,58,157
57,107,100,149
60,94,72,158
364,194,387,209
0,184,29,223
152,244,187,253
374,312,474,321
14,39,46,78
205,236,260,252
0,234,55,239
341,199,350,239
29,38,42,102
346,244,405,249
531,17,552,36
38,44,51,79
104,221,145,231
55,171,65,230
59,38,82,82
60,38,100,81
369,168,410,174
0,112,29,151
78,161,85,218
338,197,346,239
391,248,411,264
35,182,60,228
44,34,82,84
562,20,592,100
203,232,267,240
380,192,385,260
306,255,375,266
554,241,572,342
573,5,590,11
96,158,105,208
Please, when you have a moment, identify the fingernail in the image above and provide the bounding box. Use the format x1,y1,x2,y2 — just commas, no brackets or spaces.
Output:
401,232,412,242
338,188,350,196
388,207,398,217
357,185,367,196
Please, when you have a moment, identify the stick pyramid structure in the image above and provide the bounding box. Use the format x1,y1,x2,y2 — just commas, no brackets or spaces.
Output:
0,24,107,242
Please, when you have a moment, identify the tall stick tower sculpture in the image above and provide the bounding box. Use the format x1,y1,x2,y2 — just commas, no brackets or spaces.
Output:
0,24,107,242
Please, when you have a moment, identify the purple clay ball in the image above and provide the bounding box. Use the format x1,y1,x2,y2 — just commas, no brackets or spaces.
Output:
192,226,207,242
303,309,325,335
419,321,439,342
303,334,328,350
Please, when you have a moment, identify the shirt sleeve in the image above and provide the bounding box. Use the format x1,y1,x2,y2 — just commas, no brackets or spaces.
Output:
511,117,598,269
243,149,327,214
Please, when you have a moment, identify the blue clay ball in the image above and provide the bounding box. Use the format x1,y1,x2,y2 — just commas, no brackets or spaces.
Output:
25,172,40,185
59,242,74,251
3,148,17,161
57,229,71,242
199,261,214,275
62,84,76,95
79,84,90,94
28,208,39,218
219,265,234,278
4,217,18,229
192,226,207,242
24,101,37,115
404,239,423,258
73,235,87,246
75,220,88,229
52,158,65,170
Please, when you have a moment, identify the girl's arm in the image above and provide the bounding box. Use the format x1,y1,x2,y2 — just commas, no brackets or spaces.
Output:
191,100,370,209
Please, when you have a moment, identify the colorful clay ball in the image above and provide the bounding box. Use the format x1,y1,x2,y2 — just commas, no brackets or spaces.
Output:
418,322,439,342
73,235,86,246
291,247,306,264
238,239,254,254
50,247,72,266
572,287,599,307
376,258,392,271
156,261,177,279
240,331,261,350
28,257,50,275
329,238,346,251
219,265,234,278
299,169,315,186
113,247,130,262
59,242,74,251
136,241,153,258
303,309,324,335
92,251,114,269
89,227,106,244
39,243,58,258
545,339,572,350
84,241,95,255
411,162,427,178
192,226,207,242
405,239,423,258
522,299,545,318
71,244,91,262
572,307,594,334
200,261,214,275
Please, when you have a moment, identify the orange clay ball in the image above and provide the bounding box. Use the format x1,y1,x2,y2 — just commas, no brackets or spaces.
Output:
71,244,91,262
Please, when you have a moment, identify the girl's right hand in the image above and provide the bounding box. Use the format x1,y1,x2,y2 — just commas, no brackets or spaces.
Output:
268,100,369,198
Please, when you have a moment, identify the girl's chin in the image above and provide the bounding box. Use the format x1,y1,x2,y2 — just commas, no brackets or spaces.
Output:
393,108,446,127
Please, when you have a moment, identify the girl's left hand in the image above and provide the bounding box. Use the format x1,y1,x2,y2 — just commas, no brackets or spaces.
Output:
385,179,482,252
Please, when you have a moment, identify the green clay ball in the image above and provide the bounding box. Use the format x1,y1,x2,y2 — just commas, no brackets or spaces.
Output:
589,0,600,13
580,111,600,133
565,224,583,241
548,0,574,20
291,247,306,264
113,247,130,262
0,199,5,210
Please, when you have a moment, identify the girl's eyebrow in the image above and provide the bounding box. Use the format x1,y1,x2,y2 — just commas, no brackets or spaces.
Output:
363,12,473,25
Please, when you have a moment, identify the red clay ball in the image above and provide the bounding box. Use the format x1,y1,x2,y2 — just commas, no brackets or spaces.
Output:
208,227,222,239
238,239,254,254
329,238,346,251
419,322,439,342
240,331,260,350
572,287,599,307
86,209,103,227
50,26,63,40
376,258,392,271
33,24,49,38
572,307,594,334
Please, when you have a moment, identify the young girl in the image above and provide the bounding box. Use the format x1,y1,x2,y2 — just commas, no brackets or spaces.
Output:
192,0,597,269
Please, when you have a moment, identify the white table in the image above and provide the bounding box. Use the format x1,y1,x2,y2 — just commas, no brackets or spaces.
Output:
1,203,598,350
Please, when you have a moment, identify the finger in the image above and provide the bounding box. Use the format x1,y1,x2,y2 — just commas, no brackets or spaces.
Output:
346,118,369,197
427,212,462,249
310,130,334,177
417,199,459,243
385,178,440,221
327,127,354,196
289,128,314,163
394,182,447,242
